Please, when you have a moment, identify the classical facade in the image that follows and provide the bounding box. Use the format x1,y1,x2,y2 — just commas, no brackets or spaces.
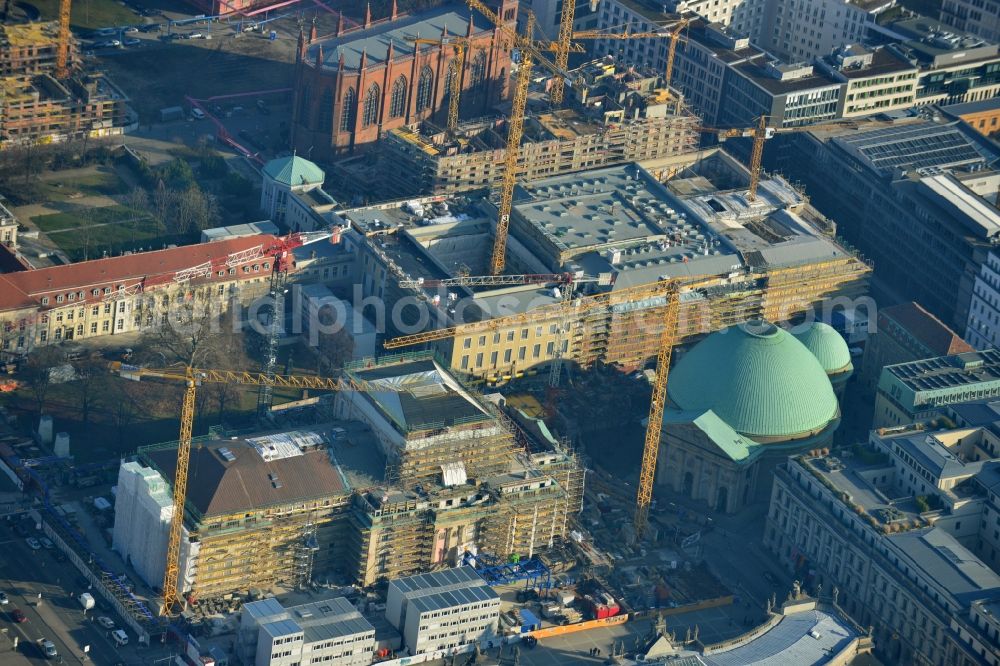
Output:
291,1,515,161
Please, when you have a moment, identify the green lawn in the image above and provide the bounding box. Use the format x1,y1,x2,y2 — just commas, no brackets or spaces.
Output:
32,0,137,31
51,221,190,262
37,171,127,201
33,205,137,232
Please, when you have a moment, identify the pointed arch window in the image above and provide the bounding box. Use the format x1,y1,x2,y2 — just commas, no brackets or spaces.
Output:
389,76,407,118
362,83,381,127
471,51,487,89
338,87,355,132
416,66,434,113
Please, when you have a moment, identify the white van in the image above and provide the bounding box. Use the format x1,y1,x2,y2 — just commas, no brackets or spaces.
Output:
190,108,205,120
111,629,128,647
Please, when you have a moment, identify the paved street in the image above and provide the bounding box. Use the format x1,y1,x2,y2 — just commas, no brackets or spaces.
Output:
0,519,172,666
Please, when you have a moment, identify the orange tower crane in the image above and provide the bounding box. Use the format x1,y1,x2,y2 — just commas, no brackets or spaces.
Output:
109,365,397,616
55,0,72,79
569,18,690,92
410,32,477,133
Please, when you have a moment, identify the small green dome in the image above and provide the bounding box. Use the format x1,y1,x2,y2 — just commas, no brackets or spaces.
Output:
792,322,853,375
668,322,839,440
263,155,325,187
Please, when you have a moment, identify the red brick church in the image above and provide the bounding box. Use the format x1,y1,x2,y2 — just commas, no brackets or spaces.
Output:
291,0,516,161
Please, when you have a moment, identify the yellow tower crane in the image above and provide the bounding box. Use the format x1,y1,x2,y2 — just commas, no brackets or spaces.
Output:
568,18,690,92
465,0,576,275
109,362,399,615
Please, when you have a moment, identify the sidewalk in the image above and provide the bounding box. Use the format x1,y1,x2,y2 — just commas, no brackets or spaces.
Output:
0,630,33,664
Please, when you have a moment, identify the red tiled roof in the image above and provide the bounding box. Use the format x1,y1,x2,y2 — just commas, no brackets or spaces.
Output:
881,301,974,356
0,235,281,313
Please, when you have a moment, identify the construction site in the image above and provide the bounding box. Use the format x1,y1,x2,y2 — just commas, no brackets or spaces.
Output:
344,150,870,384
366,58,701,198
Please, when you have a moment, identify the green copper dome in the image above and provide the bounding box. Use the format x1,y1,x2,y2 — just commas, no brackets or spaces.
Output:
262,155,325,187
667,322,839,440
792,322,853,376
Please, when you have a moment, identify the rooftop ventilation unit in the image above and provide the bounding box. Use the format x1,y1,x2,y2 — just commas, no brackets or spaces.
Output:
218,447,236,462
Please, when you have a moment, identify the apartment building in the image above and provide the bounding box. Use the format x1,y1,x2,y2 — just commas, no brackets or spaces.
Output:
967,250,1000,349
941,0,1000,42
386,567,500,656
240,596,376,666
873,349,1000,428
765,447,1000,665
943,98,1000,138
771,119,1000,333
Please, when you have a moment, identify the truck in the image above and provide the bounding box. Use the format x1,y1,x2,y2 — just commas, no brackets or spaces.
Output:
580,591,620,620
78,592,95,611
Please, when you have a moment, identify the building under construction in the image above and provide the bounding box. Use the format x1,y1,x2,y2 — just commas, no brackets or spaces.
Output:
113,353,584,599
0,20,131,147
1,72,129,147
372,58,700,198
346,151,871,381
0,22,78,76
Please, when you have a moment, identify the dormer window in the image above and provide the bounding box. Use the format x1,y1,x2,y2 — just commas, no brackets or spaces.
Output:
56,295,64,303
41,297,49,306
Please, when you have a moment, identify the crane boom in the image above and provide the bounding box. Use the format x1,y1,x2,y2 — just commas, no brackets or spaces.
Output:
634,281,680,537
55,0,71,79
110,362,402,614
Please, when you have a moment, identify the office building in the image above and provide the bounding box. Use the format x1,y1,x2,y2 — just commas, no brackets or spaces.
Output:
874,349,1000,427
259,156,339,232
386,567,500,656
291,2,515,160
815,44,918,118
770,119,1000,333
766,444,1000,665
859,301,972,393
940,0,1000,43
968,250,1000,349
881,17,1000,106
942,98,1000,138
239,596,375,666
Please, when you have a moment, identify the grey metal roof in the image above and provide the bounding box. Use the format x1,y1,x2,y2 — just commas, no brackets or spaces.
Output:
260,618,303,639
886,350,1000,393
307,5,494,71
917,173,1000,240
889,431,970,479
409,583,499,614
243,597,288,621
389,566,498,613
888,527,1000,606
831,121,994,177
702,609,858,665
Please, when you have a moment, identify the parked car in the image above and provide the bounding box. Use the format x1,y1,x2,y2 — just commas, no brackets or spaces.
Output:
11,608,27,623
97,616,115,630
39,537,53,549
0,592,8,605
123,26,138,33
25,537,41,550
122,38,141,46
138,23,160,32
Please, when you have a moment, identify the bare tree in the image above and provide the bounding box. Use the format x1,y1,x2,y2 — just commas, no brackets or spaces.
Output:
69,356,108,425
313,328,354,376
140,303,251,371
20,347,64,414
106,377,146,446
